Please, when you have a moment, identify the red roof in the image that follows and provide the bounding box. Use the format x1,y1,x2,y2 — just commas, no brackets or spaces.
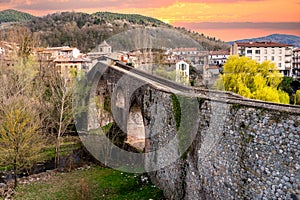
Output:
209,50,230,55
207,65,220,69
235,41,293,47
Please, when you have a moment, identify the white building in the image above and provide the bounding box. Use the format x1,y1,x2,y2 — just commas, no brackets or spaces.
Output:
43,46,81,59
176,60,189,84
231,41,294,76
209,50,230,66
0,47,4,55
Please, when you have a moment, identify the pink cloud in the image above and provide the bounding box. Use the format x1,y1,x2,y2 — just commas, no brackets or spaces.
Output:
6,0,269,12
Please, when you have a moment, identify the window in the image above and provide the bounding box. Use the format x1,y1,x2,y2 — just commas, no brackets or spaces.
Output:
278,56,282,61
181,64,186,70
247,50,252,54
255,50,260,54
271,49,275,54
279,49,282,54
264,56,267,61
278,63,282,68
271,56,275,61
264,49,267,54
256,56,260,61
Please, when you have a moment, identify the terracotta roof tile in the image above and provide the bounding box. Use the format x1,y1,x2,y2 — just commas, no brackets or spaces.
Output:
235,41,293,47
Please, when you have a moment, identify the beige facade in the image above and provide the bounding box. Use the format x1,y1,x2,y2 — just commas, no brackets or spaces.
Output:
54,58,90,80
35,46,91,80
231,42,294,76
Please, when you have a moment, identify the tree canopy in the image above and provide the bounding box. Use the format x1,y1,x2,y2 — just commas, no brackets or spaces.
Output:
216,56,289,104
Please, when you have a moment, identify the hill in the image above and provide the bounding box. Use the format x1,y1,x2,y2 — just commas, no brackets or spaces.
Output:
92,12,169,27
0,9,36,23
228,34,300,47
1,10,229,52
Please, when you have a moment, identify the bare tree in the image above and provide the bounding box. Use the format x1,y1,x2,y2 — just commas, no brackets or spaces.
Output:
47,71,74,168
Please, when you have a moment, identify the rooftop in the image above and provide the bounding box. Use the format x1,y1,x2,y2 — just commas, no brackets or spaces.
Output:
209,50,230,55
235,41,293,48
98,40,111,47
172,47,198,52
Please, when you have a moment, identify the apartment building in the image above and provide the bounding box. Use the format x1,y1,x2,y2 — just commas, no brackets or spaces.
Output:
231,41,294,76
292,48,300,77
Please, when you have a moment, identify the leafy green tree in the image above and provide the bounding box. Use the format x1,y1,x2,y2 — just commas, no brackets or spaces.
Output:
0,97,45,188
279,77,293,95
216,56,289,104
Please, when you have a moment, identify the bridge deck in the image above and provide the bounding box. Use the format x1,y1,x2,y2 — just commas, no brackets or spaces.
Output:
108,61,300,114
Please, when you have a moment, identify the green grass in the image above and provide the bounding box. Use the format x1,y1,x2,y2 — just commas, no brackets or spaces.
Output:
40,142,82,161
0,140,82,171
14,166,164,200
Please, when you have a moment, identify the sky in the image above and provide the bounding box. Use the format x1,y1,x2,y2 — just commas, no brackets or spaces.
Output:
0,0,299,41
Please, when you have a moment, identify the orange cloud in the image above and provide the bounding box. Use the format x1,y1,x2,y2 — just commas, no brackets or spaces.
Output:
147,0,300,23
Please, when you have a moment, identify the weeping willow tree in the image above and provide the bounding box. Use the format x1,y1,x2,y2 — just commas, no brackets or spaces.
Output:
216,56,289,104
294,90,300,105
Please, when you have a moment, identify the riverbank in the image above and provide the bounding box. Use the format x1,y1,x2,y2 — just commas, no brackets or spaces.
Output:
13,165,164,200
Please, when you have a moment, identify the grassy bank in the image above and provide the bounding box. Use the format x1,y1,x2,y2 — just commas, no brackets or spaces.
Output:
0,136,82,171
14,166,164,200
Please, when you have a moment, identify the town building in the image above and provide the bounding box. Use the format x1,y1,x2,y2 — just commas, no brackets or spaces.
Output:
171,47,208,67
175,60,190,85
54,56,91,80
0,41,18,67
35,46,91,80
231,41,294,76
208,50,230,66
87,40,112,59
292,48,300,77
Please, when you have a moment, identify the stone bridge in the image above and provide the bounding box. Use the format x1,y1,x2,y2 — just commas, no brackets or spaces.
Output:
76,61,300,200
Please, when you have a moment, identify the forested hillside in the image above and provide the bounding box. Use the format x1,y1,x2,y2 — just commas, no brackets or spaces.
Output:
1,10,229,52
0,9,36,23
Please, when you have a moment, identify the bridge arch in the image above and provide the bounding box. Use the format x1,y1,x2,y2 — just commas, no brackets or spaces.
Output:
126,102,146,151
115,86,125,108
95,77,114,127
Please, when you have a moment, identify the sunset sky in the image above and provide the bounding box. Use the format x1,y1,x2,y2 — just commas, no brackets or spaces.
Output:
0,0,299,41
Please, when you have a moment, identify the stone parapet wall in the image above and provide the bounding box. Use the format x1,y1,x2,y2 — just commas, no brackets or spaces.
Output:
92,63,300,199
146,91,300,200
